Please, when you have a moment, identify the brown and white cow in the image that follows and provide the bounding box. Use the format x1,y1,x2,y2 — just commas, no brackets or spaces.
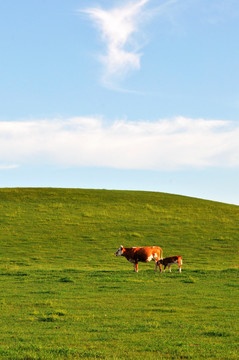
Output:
114,245,163,272
157,256,183,273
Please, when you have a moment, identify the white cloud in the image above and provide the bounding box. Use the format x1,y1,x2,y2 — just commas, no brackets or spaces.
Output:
82,0,149,86
81,0,181,89
0,164,19,170
0,117,239,171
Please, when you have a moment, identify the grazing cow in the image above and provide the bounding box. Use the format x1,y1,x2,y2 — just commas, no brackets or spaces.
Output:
157,256,183,273
114,245,163,272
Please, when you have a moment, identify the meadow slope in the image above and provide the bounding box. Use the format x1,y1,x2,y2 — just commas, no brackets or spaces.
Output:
0,188,238,359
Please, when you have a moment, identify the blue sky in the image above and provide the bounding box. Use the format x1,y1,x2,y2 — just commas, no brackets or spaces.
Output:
0,0,239,205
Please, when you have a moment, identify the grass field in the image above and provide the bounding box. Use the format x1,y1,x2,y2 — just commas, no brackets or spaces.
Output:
0,188,238,359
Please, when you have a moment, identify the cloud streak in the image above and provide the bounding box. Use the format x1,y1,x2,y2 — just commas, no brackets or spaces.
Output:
0,117,239,171
0,164,19,170
82,0,149,86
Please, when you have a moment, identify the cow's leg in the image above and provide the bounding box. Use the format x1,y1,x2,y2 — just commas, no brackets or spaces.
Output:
163,265,166,272
168,265,171,272
155,261,158,273
134,263,138,272
177,260,182,272
158,262,162,273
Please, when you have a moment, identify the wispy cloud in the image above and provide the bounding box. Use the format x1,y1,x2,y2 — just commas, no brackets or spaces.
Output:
0,164,19,170
81,0,237,89
0,117,239,170
82,0,150,87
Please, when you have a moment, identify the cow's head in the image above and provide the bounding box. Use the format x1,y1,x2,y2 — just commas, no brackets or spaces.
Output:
157,259,163,265
114,245,124,256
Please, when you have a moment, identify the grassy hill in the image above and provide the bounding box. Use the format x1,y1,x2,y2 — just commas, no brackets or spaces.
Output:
0,188,238,359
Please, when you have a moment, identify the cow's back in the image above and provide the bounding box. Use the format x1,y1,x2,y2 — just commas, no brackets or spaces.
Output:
135,246,161,262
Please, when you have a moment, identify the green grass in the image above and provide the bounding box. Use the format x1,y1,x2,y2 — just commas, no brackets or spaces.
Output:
0,188,238,359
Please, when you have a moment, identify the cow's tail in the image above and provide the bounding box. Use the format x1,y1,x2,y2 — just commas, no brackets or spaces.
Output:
159,247,163,259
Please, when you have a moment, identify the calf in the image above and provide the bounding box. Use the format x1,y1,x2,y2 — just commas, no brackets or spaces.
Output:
114,245,163,272
157,256,183,273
